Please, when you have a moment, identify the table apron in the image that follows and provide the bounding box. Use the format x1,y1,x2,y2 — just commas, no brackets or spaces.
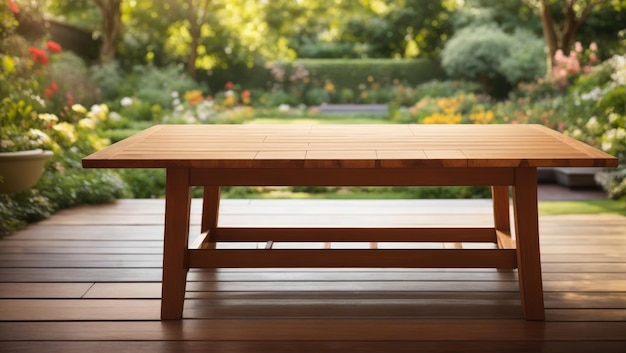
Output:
189,167,516,186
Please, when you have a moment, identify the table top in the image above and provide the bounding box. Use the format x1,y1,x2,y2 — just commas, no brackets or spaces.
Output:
82,124,618,169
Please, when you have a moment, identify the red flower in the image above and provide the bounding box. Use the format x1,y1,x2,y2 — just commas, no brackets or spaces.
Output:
240,90,251,99
44,82,59,98
46,40,62,54
7,0,18,13
28,47,49,65
224,81,234,90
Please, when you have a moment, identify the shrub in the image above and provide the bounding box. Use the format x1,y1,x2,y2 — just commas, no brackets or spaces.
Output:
208,59,445,97
499,30,547,85
133,64,203,108
441,25,545,97
48,51,102,113
441,25,510,87
89,62,125,101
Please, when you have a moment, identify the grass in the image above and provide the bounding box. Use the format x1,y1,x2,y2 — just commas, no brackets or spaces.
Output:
248,113,391,125
250,117,390,124
538,199,625,216
223,187,626,216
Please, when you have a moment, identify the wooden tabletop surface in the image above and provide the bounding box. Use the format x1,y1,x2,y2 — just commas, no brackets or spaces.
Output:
82,124,618,169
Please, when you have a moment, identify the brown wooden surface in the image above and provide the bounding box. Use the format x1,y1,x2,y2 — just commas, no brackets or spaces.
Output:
82,124,618,169
0,199,625,352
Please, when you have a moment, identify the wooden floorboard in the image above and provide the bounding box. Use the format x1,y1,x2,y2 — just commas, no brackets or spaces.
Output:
0,199,624,353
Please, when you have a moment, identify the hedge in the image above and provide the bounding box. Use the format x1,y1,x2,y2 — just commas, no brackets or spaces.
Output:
205,58,446,93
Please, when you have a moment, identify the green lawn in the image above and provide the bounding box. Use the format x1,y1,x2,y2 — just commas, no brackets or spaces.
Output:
538,199,625,216
248,113,390,125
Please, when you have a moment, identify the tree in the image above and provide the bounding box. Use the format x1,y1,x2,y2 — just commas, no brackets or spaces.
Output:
46,0,122,63
186,0,211,78
93,0,122,62
526,0,623,69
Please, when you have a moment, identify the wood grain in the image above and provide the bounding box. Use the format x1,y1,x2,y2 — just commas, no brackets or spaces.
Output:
82,124,619,169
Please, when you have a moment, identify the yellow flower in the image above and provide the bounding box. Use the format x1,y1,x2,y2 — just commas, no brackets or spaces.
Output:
72,104,87,114
436,97,462,114
422,113,462,124
184,90,204,106
78,118,97,130
2,55,15,74
53,122,77,144
324,81,335,93
469,110,495,124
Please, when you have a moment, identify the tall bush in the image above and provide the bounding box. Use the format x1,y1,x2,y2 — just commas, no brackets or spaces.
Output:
441,25,545,97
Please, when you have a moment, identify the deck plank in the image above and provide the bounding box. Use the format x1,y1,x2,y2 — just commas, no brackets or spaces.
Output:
0,199,624,351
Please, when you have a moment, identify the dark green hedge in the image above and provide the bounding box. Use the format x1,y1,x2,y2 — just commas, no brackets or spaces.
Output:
205,59,445,92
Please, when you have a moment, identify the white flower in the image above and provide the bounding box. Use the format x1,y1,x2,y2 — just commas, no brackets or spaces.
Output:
278,104,290,112
90,104,103,113
28,129,50,144
38,113,58,123
601,142,612,152
225,90,235,97
580,87,603,101
108,112,122,121
120,97,133,107
585,117,598,129
171,91,179,98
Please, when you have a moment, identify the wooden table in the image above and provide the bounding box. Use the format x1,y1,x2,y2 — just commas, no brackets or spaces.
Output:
82,124,618,321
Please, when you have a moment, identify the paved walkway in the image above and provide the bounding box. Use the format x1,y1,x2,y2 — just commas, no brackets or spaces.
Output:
537,184,607,201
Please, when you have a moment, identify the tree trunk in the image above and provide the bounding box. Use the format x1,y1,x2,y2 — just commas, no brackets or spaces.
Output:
540,0,558,73
94,0,122,63
538,0,604,76
187,0,211,78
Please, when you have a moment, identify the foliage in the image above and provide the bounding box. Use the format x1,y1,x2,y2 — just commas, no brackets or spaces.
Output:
0,4,129,237
441,24,548,97
564,54,626,199
499,30,547,85
453,0,541,33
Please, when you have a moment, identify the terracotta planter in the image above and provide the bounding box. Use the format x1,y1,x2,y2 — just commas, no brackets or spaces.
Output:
0,149,53,194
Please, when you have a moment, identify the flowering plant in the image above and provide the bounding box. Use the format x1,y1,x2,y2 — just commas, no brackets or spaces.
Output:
0,0,65,152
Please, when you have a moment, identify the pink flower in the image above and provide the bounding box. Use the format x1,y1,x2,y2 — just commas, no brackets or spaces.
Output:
224,81,234,90
46,40,62,54
589,42,598,51
589,53,598,64
554,49,565,61
574,41,583,53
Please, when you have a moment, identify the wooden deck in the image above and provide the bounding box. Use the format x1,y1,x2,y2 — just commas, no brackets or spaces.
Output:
0,198,625,352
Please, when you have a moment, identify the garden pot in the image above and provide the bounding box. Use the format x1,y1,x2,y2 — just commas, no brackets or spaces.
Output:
0,149,53,194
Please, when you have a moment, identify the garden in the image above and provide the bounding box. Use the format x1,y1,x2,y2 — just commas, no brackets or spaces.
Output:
1,0,625,236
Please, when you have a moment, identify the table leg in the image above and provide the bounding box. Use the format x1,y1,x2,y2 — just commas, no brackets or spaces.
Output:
512,167,545,320
201,186,221,234
491,186,510,235
161,168,192,320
